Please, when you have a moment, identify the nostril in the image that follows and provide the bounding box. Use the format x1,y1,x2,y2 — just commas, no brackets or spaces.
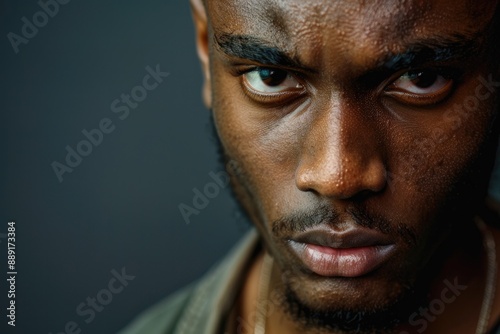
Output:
295,159,388,200
295,167,318,192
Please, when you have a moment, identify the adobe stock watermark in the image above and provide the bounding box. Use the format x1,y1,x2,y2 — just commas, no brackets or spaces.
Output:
51,64,169,183
48,267,135,334
178,160,238,224
7,0,72,54
399,276,468,334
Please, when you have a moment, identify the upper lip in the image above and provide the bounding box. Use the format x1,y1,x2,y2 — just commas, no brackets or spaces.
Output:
289,224,394,249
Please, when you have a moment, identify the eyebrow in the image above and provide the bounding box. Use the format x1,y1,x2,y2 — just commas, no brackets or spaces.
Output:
215,32,484,73
215,33,305,69
380,34,484,72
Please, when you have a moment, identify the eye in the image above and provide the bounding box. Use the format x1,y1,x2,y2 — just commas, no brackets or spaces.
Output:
243,67,303,94
392,70,451,94
386,70,455,105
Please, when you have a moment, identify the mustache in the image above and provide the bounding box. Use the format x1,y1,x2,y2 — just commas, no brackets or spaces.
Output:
271,204,418,247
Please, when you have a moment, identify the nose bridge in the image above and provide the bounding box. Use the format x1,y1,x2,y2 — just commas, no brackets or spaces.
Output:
295,97,386,199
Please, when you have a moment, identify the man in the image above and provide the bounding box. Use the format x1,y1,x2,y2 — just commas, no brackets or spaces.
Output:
121,0,500,333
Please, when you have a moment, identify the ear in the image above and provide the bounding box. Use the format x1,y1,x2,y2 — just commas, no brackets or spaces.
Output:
190,0,212,109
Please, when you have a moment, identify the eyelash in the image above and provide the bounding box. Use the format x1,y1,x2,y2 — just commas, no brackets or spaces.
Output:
386,67,464,105
237,66,307,105
394,66,463,84
234,65,308,80
235,65,464,107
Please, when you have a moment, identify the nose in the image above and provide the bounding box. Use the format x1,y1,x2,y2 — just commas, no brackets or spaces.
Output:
295,99,387,200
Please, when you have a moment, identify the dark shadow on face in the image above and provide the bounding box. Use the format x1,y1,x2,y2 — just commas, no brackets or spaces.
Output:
208,111,253,225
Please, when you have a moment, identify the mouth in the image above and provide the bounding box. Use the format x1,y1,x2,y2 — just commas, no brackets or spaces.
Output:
287,225,396,278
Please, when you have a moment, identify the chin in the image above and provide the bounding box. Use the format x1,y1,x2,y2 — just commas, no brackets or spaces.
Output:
282,278,422,334
273,256,431,334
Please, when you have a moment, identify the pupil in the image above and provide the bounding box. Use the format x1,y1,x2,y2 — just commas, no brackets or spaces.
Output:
409,71,438,89
259,68,288,87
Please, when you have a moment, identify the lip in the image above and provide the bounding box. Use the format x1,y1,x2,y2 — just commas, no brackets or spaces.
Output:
287,226,396,277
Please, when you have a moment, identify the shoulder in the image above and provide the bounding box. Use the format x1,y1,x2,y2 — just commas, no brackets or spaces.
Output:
118,284,197,334
489,318,500,334
118,229,261,334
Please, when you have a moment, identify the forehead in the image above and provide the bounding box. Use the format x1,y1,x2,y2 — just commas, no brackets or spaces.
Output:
206,0,496,72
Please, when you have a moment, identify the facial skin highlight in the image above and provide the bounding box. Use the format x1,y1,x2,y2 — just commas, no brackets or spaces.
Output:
192,0,500,333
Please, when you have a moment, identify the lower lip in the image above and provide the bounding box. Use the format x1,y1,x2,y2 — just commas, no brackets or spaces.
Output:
289,241,396,277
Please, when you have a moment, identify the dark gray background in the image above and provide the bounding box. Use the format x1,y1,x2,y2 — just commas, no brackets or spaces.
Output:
3,1,500,334
1,1,249,333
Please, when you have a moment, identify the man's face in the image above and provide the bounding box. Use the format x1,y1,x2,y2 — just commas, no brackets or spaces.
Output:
197,0,499,331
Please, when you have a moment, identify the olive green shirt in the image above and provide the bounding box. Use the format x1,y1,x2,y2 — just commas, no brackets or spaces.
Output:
119,230,260,334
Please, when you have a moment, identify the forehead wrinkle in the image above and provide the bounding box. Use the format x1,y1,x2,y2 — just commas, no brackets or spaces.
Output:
324,1,439,71
208,0,499,78
273,1,333,64
207,0,425,73
264,0,436,75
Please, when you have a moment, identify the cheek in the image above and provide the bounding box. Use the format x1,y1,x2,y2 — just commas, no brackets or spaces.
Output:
211,67,308,220
385,76,498,223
